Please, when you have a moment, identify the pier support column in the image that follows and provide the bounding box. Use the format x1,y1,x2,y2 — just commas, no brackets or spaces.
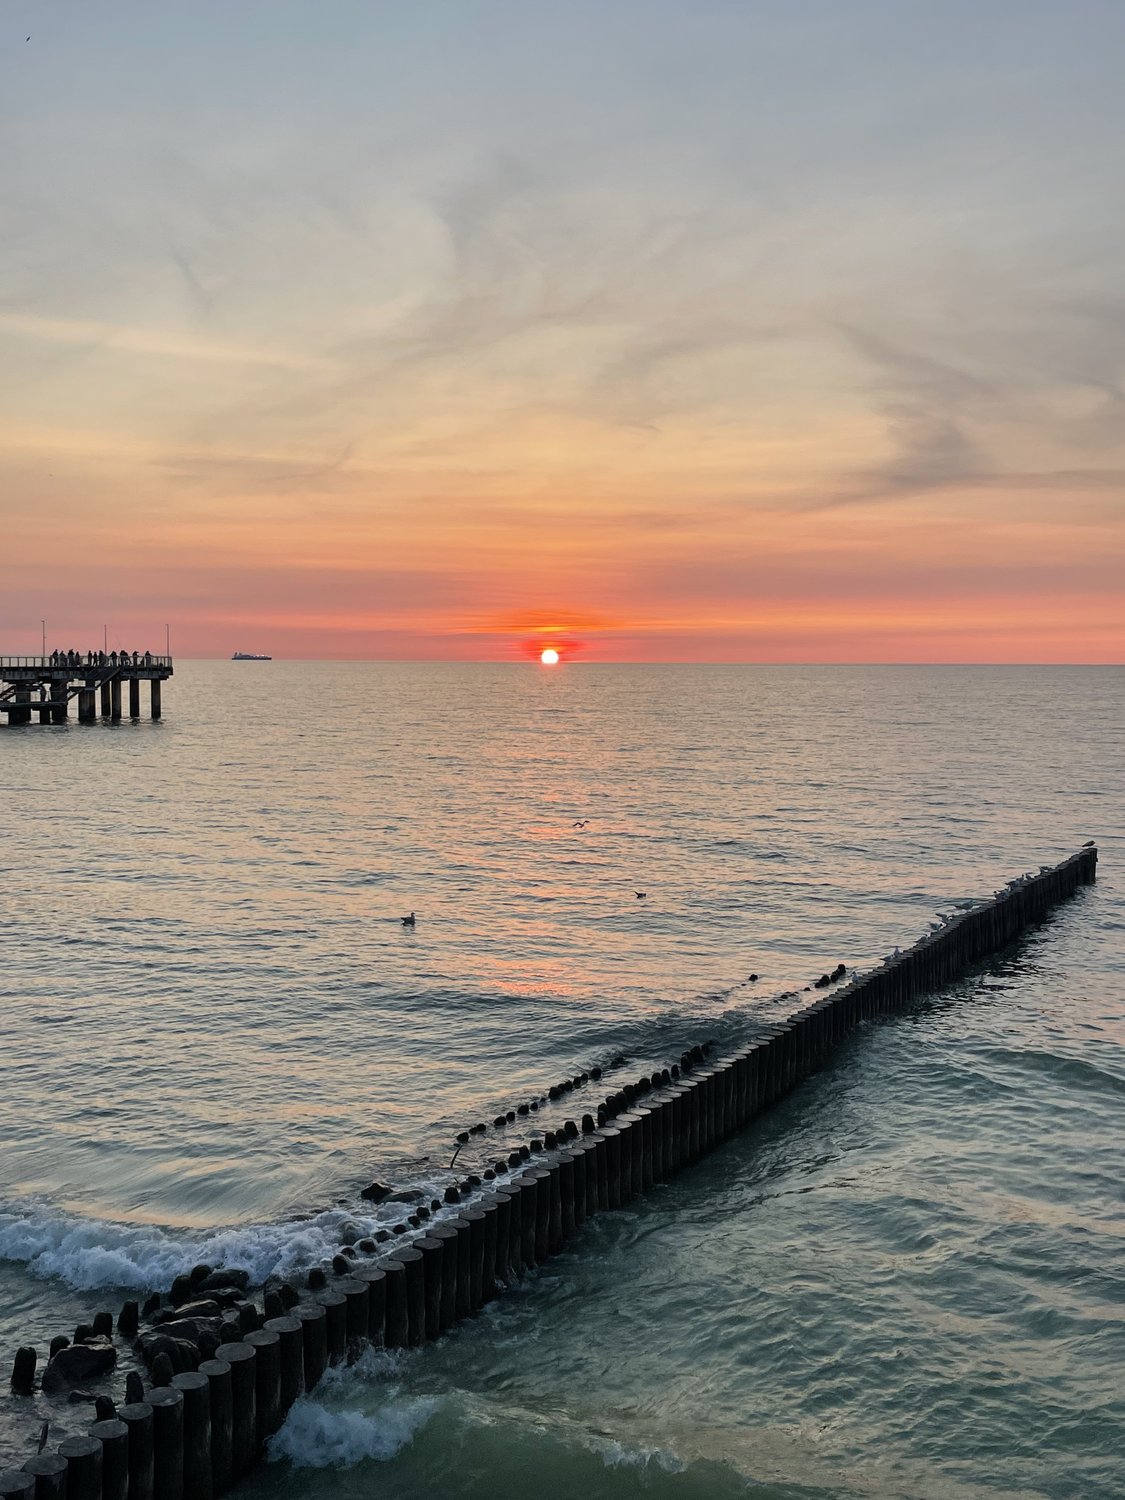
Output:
36,689,51,725
110,679,122,721
51,678,68,724
11,687,31,725
129,679,140,718
100,680,111,717
151,679,162,720
78,689,96,724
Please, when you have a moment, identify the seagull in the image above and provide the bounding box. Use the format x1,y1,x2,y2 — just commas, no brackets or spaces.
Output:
401,912,415,928
573,820,588,828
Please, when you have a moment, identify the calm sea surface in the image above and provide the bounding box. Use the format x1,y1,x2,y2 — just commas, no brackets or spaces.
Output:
1,663,1122,1496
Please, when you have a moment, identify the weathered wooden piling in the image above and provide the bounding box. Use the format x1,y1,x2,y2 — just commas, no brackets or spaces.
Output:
244,1328,280,1446
318,1289,347,1365
148,1385,185,1500
215,1343,255,1480
198,1359,232,1495
397,1247,426,1347
172,1372,212,1500
294,1303,327,1392
88,1417,128,1500
0,1471,35,1498
119,1400,155,1500
58,1435,101,1500
20,1454,67,1498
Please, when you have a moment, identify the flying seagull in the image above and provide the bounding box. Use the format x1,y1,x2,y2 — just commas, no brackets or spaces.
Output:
401,912,415,928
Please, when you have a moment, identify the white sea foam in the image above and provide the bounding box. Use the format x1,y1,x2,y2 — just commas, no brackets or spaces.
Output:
0,1198,403,1293
266,1395,438,1468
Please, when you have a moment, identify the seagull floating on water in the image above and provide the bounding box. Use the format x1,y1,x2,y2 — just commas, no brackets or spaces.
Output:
573,819,588,828
635,891,646,899
401,912,416,928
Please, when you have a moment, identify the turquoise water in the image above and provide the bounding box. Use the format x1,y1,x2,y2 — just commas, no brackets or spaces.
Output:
1,664,1122,1495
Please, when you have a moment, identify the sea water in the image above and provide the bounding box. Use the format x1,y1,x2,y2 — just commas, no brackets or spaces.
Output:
1,664,1122,1497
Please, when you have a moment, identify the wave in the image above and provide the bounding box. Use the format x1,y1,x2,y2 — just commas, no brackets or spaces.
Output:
267,1392,437,1469
0,1199,408,1293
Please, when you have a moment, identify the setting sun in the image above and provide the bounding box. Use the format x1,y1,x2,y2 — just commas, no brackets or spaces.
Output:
540,648,560,665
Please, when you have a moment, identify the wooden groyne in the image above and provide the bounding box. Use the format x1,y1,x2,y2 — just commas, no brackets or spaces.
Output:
0,656,172,726
2,845,1097,1498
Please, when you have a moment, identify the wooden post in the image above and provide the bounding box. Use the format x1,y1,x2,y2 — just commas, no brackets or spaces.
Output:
397,1246,426,1346
119,1400,155,1500
151,679,162,719
380,1259,408,1348
355,1267,387,1345
215,1342,256,1479
129,679,141,718
50,677,68,724
19,1456,68,1498
171,1371,212,1500
245,1327,281,1444
0,1471,35,1497
57,1436,101,1500
318,1289,347,1365
198,1358,233,1495
110,678,122,721
148,1385,185,1500
415,1236,444,1340
294,1303,327,1391
88,1418,129,1500
78,689,96,724
100,680,111,717
337,1278,369,1357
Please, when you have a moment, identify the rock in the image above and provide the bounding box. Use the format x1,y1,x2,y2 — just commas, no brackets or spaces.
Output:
67,1389,98,1404
331,1255,350,1275
590,1067,602,1080
516,1103,529,1116
360,1181,392,1203
466,1174,481,1188
506,1110,516,1122
41,1339,117,1394
92,1313,113,1339
529,1101,539,1111
117,1301,139,1338
74,1324,94,1344
443,1186,461,1204
386,1189,424,1205
141,1293,162,1318
189,1263,212,1285
430,1200,441,1213
197,1268,250,1294
456,1131,470,1144
493,1116,507,1128
483,1170,495,1181
358,1237,377,1252
94,1395,116,1421
153,1300,221,1325
125,1372,145,1404
338,1223,361,1246
408,1215,420,1228
169,1274,194,1306
375,1230,392,1244
151,1353,174,1386
137,1332,200,1374
149,1317,223,1345
49,1336,70,1359
307,1268,327,1290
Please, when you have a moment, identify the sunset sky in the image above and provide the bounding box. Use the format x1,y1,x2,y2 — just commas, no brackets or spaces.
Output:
2,1,1123,661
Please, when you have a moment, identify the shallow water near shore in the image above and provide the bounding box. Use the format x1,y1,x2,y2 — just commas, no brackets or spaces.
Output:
2,663,1123,1495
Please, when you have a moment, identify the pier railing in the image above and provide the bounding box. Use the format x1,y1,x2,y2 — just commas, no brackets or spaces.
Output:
0,656,173,670
0,845,1098,1499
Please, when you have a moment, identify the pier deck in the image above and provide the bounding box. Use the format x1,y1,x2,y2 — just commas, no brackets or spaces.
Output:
0,655,173,724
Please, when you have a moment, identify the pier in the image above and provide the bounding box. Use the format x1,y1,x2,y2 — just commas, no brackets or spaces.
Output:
0,656,172,726
0,844,1098,1498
